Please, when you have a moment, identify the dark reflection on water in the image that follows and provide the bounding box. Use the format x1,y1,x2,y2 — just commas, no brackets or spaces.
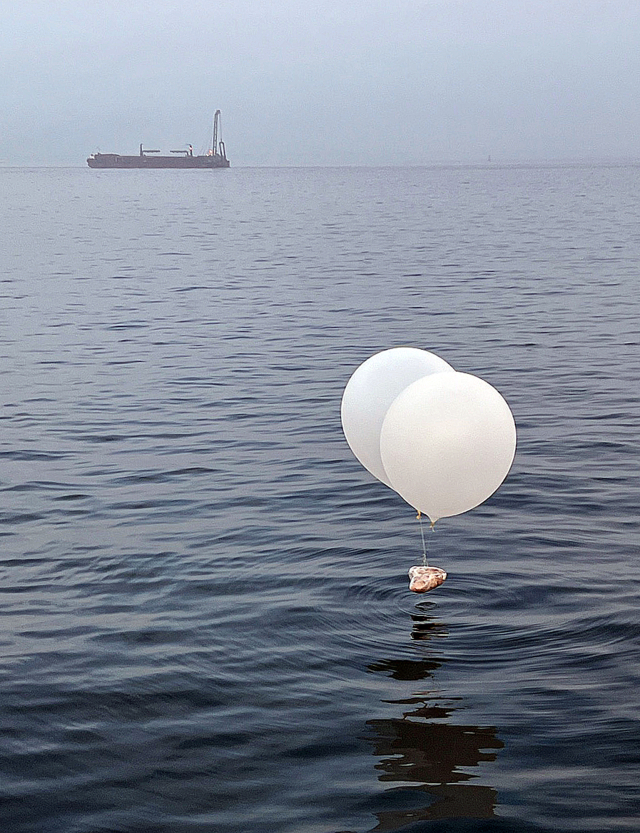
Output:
367,608,502,831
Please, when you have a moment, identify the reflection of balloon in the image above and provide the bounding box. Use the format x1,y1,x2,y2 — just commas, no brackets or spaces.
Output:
380,372,516,522
341,348,453,487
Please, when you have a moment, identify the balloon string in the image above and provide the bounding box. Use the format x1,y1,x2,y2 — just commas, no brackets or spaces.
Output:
418,512,428,567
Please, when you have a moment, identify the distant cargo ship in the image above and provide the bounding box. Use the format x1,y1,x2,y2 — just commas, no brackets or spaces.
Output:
87,110,230,169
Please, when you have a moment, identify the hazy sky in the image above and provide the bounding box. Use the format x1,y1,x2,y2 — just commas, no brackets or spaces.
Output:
2,0,640,165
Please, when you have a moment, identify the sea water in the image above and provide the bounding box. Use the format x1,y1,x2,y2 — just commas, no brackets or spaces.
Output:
0,163,639,832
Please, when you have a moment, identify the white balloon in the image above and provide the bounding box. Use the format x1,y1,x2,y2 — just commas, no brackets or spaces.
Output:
341,347,454,486
380,371,516,522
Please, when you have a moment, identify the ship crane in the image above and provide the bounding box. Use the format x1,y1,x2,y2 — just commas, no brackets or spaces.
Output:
171,145,194,157
212,110,220,155
209,110,227,160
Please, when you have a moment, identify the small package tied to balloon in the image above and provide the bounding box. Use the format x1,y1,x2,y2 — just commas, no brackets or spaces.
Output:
408,565,447,593
341,348,516,594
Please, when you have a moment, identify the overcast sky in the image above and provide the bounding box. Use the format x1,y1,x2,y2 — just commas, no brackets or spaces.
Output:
2,0,640,165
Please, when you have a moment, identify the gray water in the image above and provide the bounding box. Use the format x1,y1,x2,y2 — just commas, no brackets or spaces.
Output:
0,163,639,833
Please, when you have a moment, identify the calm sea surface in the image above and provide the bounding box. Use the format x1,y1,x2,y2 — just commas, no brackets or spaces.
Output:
0,163,639,833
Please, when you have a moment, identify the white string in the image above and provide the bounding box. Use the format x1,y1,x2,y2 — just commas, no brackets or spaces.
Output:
418,514,428,567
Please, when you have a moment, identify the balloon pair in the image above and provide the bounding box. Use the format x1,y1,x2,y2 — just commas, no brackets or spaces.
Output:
341,347,516,523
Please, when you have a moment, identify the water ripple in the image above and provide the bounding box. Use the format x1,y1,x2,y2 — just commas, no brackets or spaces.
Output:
1,164,640,833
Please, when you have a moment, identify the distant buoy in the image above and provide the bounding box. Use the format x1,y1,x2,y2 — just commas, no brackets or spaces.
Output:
408,565,447,593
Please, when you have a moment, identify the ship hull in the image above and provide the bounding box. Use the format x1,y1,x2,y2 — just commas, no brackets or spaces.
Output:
87,154,230,169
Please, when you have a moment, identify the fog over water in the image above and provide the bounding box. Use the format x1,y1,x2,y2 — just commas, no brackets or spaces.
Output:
2,8,640,832
2,0,640,166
